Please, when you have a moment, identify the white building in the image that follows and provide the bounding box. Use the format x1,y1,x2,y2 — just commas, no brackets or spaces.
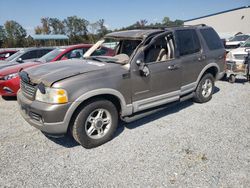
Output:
184,6,250,39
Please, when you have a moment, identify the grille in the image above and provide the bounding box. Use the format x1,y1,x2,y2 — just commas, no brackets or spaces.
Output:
20,80,37,99
234,54,246,60
226,44,240,49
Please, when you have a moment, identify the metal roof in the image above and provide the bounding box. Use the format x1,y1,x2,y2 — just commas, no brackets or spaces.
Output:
185,5,250,22
105,29,163,39
27,34,69,40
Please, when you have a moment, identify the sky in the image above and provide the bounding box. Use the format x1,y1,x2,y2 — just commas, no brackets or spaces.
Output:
0,0,249,34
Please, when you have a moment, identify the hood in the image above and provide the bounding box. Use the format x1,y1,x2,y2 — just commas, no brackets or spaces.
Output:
0,61,39,76
230,47,248,55
0,61,19,70
23,59,119,86
226,41,243,45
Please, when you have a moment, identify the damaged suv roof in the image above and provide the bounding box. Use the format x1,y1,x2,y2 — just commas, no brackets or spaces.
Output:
105,29,164,39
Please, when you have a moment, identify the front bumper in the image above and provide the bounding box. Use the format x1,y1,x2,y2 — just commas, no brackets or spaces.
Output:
17,91,72,135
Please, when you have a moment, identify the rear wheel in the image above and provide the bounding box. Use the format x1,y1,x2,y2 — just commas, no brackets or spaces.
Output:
71,99,118,149
193,73,214,103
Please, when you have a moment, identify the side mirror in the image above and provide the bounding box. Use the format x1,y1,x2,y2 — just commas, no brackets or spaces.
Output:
136,59,143,66
136,59,150,77
17,58,23,63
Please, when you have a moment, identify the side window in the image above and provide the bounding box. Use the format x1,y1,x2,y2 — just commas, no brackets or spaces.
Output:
20,50,38,60
38,49,52,57
200,28,223,50
144,34,174,63
92,47,108,56
120,40,141,57
60,49,83,60
176,29,201,56
0,53,7,58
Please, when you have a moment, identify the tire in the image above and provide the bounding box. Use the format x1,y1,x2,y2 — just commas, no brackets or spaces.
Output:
71,99,118,149
221,73,227,81
193,73,215,103
228,74,236,83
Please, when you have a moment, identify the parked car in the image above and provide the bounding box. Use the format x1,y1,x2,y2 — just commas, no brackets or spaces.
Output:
0,44,113,97
226,38,250,64
17,25,225,148
0,50,18,60
0,47,54,70
225,34,250,52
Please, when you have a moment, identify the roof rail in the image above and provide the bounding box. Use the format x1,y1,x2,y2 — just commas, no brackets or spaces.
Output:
123,24,207,31
183,24,207,27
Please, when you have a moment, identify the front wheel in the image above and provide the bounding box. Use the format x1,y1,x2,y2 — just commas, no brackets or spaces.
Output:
193,73,215,103
71,99,118,149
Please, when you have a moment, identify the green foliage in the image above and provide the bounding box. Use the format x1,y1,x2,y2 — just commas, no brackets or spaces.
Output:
3,20,27,47
49,18,65,34
0,16,184,48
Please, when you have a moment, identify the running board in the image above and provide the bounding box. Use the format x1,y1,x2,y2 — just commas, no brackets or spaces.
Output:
180,92,194,102
122,92,194,123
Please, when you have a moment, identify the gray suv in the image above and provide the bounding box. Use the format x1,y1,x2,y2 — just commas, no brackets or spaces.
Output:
17,25,225,148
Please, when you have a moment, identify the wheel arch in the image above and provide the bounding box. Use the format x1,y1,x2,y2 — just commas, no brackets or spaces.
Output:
196,63,219,85
64,89,133,132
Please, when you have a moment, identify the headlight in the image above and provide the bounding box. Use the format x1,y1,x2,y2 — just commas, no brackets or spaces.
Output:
4,73,18,80
35,87,68,104
226,52,233,60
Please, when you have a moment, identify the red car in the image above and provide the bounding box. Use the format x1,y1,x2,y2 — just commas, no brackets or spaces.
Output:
0,50,18,60
0,44,114,97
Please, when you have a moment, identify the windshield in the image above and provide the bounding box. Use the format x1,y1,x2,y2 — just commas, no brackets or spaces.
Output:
230,35,250,42
5,50,23,61
242,38,250,47
38,48,65,63
84,38,142,64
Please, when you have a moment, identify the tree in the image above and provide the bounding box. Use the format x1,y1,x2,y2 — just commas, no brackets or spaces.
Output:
162,17,171,26
0,25,6,40
0,25,6,47
135,19,148,28
173,19,184,26
34,26,43,34
41,17,50,34
4,20,27,47
63,16,89,44
97,19,108,37
49,18,65,34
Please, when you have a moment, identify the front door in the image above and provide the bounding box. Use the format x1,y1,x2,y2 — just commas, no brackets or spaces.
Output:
131,32,181,113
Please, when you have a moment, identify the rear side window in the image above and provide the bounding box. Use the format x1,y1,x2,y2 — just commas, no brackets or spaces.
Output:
200,28,223,50
38,49,53,57
20,50,38,60
60,48,84,60
176,29,201,56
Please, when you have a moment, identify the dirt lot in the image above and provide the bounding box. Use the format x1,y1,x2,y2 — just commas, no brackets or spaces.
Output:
0,80,250,187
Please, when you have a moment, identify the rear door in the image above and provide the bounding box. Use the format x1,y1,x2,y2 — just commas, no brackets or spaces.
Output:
175,29,204,92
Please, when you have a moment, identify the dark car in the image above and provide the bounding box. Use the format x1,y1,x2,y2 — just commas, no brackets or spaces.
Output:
18,25,225,148
0,50,18,60
0,47,54,69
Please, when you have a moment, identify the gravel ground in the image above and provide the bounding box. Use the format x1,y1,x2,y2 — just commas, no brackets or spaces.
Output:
0,80,250,187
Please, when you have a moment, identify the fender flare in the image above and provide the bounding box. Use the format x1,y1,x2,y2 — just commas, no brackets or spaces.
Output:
63,88,133,127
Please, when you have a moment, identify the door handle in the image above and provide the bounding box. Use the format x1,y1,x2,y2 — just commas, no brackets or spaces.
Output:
168,64,179,70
